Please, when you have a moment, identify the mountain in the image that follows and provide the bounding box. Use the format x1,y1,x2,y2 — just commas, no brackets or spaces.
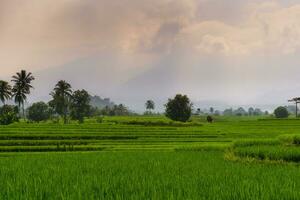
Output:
90,96,114,109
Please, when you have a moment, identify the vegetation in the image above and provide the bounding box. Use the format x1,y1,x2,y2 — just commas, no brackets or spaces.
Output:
2,151,300,199
11,70,35,118
207,115,213,123
0,80,12,105
0,115,298,198
50,80,73,124
145,100,155,114
0,105,19,125
70,90,91,123
101,104,131,116
0,115,297,153
27,102,51,122
165,94,192,122
2,71,300,199
274,106,289,118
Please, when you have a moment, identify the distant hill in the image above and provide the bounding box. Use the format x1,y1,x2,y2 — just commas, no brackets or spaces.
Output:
90,96,115,109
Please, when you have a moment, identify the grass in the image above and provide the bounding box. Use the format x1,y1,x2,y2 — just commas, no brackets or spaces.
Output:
230,145,300,162
1,115,300,153
278,134,300,145
1,116,300,198
227,134,300,163
231,139,280,148
1,151,300,199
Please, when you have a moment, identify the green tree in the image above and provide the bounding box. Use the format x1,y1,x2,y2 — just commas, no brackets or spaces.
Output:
274,106,289,118
145,100,155,115
0,105,19,125
50,80,72,124
113,104,129,116
11,70,35,118
248,107,254,116
70,90,91,123
145,100,155,111
165,94,192,122
27,102,51,122
100,104,130,116
223,108,233,116
0,80,12,105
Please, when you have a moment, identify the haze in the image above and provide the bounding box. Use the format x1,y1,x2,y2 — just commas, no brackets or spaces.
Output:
1,0,300,111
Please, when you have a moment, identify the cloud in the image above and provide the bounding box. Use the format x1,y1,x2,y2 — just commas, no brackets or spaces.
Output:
191,2,300,56
0,0,197,75
1,0,300,108
1,0,300,66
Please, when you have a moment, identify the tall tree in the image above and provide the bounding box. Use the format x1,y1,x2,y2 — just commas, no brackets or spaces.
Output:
11,70,35,118
50,80,72,124
145,100,155,112
165,94,192,122
70,90,91,123
288,97,300,117
0,80,12,105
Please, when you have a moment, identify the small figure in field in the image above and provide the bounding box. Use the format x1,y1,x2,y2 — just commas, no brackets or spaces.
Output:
207,115,213,123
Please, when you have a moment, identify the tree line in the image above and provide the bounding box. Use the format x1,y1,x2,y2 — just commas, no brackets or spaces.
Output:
0,70,134,124
0,70,294,125
0,70,192,124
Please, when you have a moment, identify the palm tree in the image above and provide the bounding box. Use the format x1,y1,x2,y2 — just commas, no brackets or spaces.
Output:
11,70,35,118
288,97,300,117
50,80,72,124
145,100,155,112
0,81,12,105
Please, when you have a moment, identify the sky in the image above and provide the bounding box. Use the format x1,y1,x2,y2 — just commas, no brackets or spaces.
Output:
1,0,300,111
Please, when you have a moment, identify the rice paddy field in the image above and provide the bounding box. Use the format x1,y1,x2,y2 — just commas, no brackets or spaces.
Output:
2,116,300,199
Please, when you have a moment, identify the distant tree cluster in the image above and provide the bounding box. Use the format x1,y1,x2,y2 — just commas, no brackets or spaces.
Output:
0,69,294,125
97,104,131,116
223,107,266,116
24,79,135,123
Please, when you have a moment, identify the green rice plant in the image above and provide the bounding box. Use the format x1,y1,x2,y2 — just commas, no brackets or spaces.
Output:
1,115,300,153
1,152,300,199
175,143,230,151
278,134,300,145
230,145,300,163
0,134,139,140
0,145,106,152
232,139,280,148
108,119,203,127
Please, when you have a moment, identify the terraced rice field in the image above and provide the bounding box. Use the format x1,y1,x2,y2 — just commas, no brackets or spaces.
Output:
2,116,300,199
0,117,220,152
1,116,300,152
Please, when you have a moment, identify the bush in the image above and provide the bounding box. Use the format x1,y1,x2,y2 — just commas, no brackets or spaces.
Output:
96,116,104,123
27,102,51,122
278,134,300,145
274,106,289,118
50,116,60,124
0,105,19,125
165,94,192,122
